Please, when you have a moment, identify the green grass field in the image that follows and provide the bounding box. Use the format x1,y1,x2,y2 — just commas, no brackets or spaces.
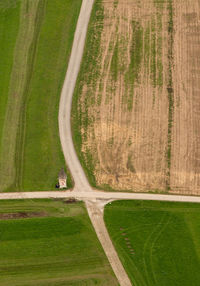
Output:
0,0,82,192
104,200,200,286
0,199,118,285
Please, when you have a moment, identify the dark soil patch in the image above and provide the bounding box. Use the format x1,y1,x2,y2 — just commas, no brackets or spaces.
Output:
0,211,47,220
63,198,78,204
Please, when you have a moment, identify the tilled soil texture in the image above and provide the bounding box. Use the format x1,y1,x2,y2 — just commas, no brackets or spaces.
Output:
170,0,200,195
74,0,171,192
73,0,200,194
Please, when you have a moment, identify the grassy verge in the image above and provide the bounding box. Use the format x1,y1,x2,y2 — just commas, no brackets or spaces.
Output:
105,200,200,286
71,0,104,188
0,0,82,192
0,199,118,286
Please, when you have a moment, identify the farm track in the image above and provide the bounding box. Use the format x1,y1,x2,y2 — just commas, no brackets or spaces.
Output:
57,1,200,284
2,1,200,286
58,0,93,193
1,190,200,204
58,0,131,284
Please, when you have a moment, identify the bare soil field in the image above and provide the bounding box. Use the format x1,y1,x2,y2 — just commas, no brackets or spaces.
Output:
170,0,200,195
73,0,200,194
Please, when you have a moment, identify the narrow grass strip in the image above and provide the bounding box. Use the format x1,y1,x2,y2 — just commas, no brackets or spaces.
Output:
0,0,41,191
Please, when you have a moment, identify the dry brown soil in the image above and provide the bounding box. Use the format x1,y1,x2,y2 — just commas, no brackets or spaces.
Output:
77,0,200,194
170,0,200,195
0,211,46,220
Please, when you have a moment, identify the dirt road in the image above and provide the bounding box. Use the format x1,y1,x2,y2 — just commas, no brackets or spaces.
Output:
86,200,132,286
1,190,200,203
59,0,131,284
4,1,200,285
58,0,94,193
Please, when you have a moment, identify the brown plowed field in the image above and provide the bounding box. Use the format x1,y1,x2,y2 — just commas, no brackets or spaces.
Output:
74,0,200,194
171,0,200,195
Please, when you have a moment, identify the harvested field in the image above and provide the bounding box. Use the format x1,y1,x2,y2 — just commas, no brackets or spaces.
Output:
72,0,200,194
0,0,82,191
170,0,200,195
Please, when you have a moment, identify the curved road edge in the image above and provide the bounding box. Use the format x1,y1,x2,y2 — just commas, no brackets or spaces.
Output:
58,0,132,284
58,0,93,192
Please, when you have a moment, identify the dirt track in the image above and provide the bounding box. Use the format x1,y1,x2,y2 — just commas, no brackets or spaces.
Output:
58,0,131,285
58,0,93,193
1,187,200,286
86,200,132,286
3,1,200,286
1,190,200,203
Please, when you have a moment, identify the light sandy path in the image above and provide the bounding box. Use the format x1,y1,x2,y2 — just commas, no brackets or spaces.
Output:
58,0,94,193
58,0,131,284
86,200,132,286
1,190,200,203
4,1,200,286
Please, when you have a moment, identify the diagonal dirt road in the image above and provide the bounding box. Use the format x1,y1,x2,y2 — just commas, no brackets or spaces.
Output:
86,200,132,286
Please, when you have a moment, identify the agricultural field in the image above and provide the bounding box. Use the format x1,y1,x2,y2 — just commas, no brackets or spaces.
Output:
72,0,200,194
104,200,200,286
0,0,82,192
0,199,118,286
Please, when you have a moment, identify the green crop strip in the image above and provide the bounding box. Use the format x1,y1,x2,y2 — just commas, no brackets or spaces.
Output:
126,154,136,173
144,25,150,73
126,20,143,110
0,0,42,191
166,0,174,190
156,13,163,87
72,0,104,188
151,17,157,87
150,1,164,89
114,0,118,9
0,1,20,186
130,21,143,83
15,0,46,190
110,38,119,81
154,0,165,10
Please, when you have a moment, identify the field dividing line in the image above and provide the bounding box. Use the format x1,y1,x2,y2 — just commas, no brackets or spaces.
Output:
86,200,132,286
59,0,132,284
1,191,200,203
58,0,94,192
